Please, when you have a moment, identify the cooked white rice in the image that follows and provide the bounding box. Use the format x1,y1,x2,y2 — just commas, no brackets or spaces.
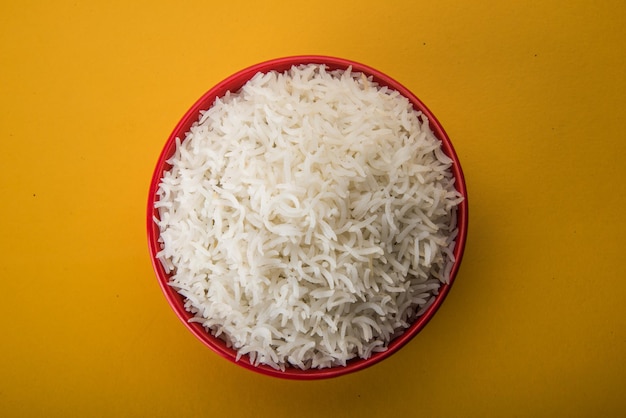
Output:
154,64,463,370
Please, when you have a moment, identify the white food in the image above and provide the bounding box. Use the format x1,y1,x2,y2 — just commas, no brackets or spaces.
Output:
155,64,463,370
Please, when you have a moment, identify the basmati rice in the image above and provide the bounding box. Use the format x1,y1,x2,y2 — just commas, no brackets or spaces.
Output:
155,64,463,370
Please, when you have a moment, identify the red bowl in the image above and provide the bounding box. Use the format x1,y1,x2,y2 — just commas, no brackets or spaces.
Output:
147,55,468,380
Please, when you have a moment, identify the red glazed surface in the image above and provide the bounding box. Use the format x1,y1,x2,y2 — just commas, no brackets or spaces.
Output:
147,55,468,380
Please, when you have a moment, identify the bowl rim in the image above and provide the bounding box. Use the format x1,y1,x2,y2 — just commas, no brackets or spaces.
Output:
147,55,468,380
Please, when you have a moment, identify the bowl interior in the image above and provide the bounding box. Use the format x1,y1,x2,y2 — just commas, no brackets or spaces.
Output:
147,55,468,380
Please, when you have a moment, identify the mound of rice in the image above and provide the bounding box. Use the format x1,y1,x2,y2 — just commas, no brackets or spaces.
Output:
154,64,463,370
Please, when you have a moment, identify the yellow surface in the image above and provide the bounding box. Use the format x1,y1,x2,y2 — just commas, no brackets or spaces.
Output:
1,0,625,416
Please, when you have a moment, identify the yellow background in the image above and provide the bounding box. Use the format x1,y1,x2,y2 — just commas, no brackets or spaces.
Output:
1,0,625,416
